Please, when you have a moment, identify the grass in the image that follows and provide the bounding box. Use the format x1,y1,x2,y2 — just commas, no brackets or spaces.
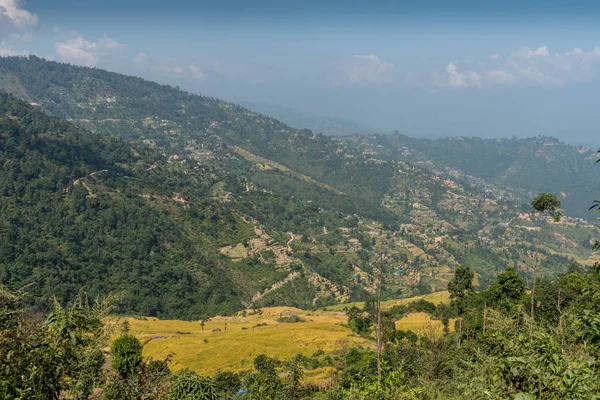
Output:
395,312,456,335
121,306,369,375
220,243,247,259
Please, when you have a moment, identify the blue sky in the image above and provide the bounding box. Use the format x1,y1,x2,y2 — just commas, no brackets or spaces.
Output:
1,0,600,145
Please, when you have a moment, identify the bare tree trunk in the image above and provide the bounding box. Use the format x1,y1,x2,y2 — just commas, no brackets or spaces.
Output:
530,270,536,323
531,226,543,332
376,259,383,385
483,302,487,336
457,317,462,347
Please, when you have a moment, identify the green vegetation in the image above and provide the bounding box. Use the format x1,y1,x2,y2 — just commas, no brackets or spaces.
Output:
165,369,218,400
110,334,143,379
0,288,112,399
4,260,599,398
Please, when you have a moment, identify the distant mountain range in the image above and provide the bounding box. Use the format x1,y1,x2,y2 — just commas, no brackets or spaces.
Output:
239,101,377,136
344,134,600,221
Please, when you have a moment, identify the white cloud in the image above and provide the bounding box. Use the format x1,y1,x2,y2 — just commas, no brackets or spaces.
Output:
0,0,38,54
445,62,481,88
532,46,549,56
98,34,123,50
446,62,466,88
54,30,124,67
189,64,205,80
0,0,38,28
336,54,395,85
486,69,516,84
442,45,600,88
55,36,98,66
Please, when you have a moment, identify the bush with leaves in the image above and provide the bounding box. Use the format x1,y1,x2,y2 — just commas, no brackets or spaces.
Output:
140,359,172,398
458,308,600,399
245,354,283,400
213,370,241,397
0,287,113,400
110,333,143,379
165,369,218,400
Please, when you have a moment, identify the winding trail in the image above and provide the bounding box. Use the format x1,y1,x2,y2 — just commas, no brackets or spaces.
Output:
287,233,295,252
248,271,300,306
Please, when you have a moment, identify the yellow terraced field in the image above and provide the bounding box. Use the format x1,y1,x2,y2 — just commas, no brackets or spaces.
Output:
122,307,370,375
395,312,456,335
118,292,452,375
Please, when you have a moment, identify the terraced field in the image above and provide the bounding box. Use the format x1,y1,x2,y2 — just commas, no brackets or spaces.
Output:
118,292,452,375
122,307,369,375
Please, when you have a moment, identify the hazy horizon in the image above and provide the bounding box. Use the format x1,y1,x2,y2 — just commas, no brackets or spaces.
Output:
1,0,599,147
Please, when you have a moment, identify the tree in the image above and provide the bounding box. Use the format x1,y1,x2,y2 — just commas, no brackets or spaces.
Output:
530,193,562,324
448,265,474,315
448,265,474,345
485,267,526,313
347,306,372,336
253,354,277,375
284,355,305,399
213,371,241,397
532,193,562,223
110,333,143,379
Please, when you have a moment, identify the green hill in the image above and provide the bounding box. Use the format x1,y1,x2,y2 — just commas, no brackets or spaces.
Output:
1,56,598,319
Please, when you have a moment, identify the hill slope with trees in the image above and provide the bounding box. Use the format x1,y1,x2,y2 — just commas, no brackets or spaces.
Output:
0,56,599,320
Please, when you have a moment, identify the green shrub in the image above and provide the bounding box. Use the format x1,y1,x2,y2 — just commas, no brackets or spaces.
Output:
110,333,143,378
166,369,218,400
213,370,241,396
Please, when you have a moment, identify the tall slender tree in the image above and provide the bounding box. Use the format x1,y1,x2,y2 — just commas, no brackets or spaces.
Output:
375,255,384,385
448,265,474,345
530,193,562,325
591,150,600,250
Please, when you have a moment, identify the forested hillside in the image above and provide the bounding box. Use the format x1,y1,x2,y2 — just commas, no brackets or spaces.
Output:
0,56,599,320
0,92,254,318
0,56,395,215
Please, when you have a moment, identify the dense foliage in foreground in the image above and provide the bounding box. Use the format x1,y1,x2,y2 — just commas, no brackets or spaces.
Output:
2,262,599,399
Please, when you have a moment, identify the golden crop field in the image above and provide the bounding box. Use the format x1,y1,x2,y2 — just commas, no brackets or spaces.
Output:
122,307,369,375
395,312,456,336
120,292,452,375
